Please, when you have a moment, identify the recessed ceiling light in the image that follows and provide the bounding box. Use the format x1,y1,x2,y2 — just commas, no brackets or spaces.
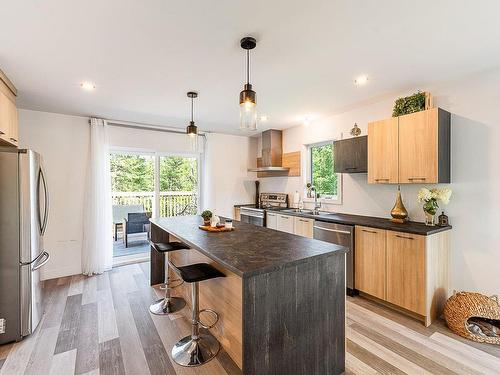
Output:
354,75,369,86
260,115,268,122
81,81,96,91
303,116,311,126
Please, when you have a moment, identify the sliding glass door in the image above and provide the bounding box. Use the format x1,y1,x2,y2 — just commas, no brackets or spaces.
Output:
110,151,200,259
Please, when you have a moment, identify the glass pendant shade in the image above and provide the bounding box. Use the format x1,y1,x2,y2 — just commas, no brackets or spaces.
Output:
186,121,198,152
239,83,257,131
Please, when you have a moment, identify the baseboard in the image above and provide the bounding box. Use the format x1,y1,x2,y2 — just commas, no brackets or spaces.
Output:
41,265,82,281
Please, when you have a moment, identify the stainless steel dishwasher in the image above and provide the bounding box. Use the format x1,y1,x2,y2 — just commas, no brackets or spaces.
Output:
313,221,356,296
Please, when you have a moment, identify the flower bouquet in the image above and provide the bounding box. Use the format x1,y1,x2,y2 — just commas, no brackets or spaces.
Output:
417,188,452,226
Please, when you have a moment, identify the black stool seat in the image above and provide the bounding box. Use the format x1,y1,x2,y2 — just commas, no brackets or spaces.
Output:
171,263,225,283
152,241,189,253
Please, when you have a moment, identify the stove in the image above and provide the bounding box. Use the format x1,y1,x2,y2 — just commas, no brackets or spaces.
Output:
240,193,288,227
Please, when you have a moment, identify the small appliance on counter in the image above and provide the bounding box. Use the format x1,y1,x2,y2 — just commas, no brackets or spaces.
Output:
0,148,50,344
239,192,288,227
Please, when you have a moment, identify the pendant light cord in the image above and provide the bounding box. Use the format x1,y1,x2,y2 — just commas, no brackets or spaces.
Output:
191,96,194,122
246,49,250,84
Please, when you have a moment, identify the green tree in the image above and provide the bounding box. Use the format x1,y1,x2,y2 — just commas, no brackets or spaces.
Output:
311,143,337,196
160,157,197,191
110,154,154,192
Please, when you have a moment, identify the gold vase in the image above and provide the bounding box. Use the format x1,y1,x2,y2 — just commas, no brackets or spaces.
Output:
390,187,408,224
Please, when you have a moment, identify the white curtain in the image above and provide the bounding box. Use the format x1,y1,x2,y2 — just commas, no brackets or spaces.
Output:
82,118,113,275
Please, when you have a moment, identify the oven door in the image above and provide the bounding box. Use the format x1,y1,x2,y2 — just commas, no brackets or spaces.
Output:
240,208,265,227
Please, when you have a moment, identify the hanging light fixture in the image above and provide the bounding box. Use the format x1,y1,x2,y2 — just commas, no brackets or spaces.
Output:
186,91,198,151
239,36,257,131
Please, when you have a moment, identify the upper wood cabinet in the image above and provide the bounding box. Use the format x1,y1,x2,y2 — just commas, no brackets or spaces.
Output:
0,69,19,147
399,108,450,184
368,108,451,184
368,117,399,183
334,136,367,173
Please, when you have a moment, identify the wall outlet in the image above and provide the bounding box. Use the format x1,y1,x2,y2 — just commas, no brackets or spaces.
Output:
0,318,5,334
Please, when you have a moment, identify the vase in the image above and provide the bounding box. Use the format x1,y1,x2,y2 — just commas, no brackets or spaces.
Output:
424,210,436,226
390,189,408,224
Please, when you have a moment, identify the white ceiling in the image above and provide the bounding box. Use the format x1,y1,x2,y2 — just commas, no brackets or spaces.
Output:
1,0,500,134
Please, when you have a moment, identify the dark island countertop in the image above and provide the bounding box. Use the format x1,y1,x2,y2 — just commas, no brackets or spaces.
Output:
237,204,452,235
150,215,347,278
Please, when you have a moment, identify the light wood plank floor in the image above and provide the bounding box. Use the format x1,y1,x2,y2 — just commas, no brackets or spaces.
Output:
1,262,499,375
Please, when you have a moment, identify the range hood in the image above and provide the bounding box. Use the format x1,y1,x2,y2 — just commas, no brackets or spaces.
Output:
248,129,290,172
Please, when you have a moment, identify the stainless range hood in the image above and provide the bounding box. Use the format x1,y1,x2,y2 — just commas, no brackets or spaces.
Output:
248,129,290,172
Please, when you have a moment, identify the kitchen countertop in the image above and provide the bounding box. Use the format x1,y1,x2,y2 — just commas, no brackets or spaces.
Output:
150,215,347,278
266,208,452,235
233,203,257,208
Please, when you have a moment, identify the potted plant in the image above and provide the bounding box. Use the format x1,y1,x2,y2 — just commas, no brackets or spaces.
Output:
201,210,213,226
417,188,452,226
392,91,427,117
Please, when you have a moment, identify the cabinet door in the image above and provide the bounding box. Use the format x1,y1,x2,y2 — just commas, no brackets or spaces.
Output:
266,212,277,230
233,208,241,221
399,108,438,183
386,231,426,315
8,101,18,145
334,136,367,173
355,226,386,300
0,91,10,140
293,217,314,238
276,214,294,234
368,118,399,183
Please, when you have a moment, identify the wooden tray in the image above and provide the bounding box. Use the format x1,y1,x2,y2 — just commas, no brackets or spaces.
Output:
198,225,234,232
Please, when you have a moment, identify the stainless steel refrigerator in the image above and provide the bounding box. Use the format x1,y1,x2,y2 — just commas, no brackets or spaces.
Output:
0,148,50,344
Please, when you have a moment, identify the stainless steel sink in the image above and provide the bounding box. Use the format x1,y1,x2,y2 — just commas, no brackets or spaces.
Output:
280,208,315,214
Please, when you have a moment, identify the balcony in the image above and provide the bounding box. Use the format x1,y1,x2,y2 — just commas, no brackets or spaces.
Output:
112,191,197,258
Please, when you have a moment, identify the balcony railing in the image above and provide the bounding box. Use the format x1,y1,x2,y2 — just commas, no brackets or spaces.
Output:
112,191,198,217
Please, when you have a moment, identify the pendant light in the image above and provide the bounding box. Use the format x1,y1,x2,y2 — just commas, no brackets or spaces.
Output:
239,36,257,131
186,91,198,151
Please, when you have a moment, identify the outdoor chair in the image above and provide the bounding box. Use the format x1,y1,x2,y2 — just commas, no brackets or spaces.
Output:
112,204,144,240
123,211,152,248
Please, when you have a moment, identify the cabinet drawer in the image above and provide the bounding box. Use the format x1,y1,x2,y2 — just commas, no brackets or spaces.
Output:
293,216,314,238
276,214,294,234
386,230,426,315
355,226,386,300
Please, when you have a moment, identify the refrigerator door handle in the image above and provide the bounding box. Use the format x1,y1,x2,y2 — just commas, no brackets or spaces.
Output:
20,249,45,266
32,251,50,271
37,166,49,235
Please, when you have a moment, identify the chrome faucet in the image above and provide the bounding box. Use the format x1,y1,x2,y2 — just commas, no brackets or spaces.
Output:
311,186,321,215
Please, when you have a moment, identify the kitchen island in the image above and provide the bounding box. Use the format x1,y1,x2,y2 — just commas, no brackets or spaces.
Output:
150,216,347,375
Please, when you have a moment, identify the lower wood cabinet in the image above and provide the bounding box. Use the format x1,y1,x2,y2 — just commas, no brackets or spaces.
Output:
355,226,386,300
354,225,450,326
276,214,294,234
386,231,426,315
293,216,314,238
233,207,241,221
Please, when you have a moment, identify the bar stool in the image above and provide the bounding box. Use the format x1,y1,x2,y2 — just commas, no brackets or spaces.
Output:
149,241,190,315
170,262,225,367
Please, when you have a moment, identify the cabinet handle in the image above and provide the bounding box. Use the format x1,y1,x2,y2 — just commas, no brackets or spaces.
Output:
268,213,276,216
374,178,389,182
280,216,290,219
0,130,5,135
362,229,377,234
299,219,310,223
345,167,358,170
395,234,414,240
10,137,17,142
408,177,426,181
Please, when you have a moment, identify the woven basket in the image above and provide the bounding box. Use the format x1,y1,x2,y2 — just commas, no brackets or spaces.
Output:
444,291,500,345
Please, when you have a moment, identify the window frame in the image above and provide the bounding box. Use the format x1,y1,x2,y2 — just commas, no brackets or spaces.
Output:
304,140,343,205
109,147,202,217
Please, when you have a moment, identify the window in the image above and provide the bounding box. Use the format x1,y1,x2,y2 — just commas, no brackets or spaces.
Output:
308,141,340,200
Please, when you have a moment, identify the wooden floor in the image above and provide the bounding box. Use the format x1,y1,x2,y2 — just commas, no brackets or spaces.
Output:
0,262,499,375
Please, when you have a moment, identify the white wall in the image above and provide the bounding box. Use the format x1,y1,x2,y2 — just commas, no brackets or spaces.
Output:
259,68,500,296
19,110,89,280
18,110,256,279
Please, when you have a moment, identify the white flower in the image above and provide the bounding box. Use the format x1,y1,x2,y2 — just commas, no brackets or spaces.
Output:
437,188,452,204
418,188,432,202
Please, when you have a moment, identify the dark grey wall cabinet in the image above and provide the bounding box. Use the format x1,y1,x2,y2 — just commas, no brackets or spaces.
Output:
334,136,367,173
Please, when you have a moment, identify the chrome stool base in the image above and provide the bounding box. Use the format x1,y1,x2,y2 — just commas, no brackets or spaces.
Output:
172,333,220,367
149,297,186,315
